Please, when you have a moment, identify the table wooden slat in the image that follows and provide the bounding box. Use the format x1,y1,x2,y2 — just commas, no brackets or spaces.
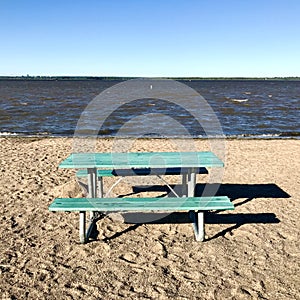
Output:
59,151,224,169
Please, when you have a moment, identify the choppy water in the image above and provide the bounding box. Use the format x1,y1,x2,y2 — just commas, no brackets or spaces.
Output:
0,79,299,138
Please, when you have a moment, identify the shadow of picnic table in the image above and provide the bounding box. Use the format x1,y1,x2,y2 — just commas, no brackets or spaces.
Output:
108,183,289,241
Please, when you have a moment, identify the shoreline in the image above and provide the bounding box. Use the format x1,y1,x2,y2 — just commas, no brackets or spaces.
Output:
0,135,299,141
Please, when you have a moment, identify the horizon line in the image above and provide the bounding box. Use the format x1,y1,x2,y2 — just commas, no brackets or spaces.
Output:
1,75,300,80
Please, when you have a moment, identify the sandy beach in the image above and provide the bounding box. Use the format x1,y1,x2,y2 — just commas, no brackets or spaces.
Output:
0,137,299,299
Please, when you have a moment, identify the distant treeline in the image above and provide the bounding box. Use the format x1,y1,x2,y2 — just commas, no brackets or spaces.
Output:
0,76,129,81
1,76,300,81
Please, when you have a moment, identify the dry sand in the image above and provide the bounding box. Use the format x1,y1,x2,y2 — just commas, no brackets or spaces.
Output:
0,137,299,299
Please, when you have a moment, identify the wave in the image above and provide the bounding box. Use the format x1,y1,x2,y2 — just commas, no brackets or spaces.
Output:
1,131,299,139
231,98,249,103
0,132,18,136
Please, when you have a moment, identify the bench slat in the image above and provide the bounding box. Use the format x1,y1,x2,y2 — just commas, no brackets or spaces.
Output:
49,196,234,212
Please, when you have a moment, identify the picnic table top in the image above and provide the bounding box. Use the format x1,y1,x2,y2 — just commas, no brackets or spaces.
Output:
59,151,224,169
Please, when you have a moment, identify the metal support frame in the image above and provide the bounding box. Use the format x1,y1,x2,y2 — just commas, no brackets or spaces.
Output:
79,167,98,243
104,172,181,198
187,168,196,197
98,176,103,197
156,175,180,198
182,174,187,197
189,210,205,241
78,166,206,243
79,212,86,244
187,168,205,241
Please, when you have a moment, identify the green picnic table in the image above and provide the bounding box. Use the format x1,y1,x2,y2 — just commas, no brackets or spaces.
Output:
49,151,234,243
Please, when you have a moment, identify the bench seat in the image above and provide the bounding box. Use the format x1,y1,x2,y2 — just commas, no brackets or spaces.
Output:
49,196,233,211
49,196,234,243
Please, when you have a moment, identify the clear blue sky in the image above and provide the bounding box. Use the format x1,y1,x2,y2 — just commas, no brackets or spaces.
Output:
1,0,299,77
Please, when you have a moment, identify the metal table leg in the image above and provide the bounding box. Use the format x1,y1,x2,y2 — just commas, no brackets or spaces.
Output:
182,174,187,197
79,212,86,244
188,168,205,241
83,167,97,243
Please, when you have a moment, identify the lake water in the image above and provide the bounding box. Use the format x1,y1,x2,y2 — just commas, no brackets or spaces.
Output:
0,79,299,138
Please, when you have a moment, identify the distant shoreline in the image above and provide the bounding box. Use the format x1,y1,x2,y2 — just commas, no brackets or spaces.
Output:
1,133,299,140
1,76,300,81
